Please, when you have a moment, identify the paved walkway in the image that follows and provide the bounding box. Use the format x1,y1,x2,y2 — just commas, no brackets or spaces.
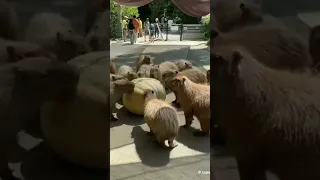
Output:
110,42,210,180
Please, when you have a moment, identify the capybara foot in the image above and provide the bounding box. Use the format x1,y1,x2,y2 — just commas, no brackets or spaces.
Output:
171,100,180,108
168,140,178,148
193,130,209,137
146,131,154,136
111,115,118,121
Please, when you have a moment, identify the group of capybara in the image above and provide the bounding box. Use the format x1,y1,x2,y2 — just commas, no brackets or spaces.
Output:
0,0,109,179
212,0,320,180
110,55,210,148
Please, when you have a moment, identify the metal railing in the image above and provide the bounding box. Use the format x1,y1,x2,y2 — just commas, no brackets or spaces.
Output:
160,23,205,41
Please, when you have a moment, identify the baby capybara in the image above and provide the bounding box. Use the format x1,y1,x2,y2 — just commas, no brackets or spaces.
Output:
211,45,320,180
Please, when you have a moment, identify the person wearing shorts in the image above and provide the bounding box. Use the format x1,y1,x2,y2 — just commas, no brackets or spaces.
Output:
149,23,155,42
144,18,150,42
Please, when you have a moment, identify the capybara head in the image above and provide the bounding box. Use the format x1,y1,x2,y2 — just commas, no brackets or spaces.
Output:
6,44,55,63
162,69,179,84
127,71,138,81
143,55,152,64
113,78,134,93
11,56,80,102
175,59,192,71
55,31,91,62
309,25,320,68
239,3,263,25
110,74,126,81
144,89,157,100
150,65,160,79
165,75,191,92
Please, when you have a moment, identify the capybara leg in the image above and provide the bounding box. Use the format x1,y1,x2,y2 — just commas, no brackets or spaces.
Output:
183,110,194,128
194,118,210,136
236,157,267,180
168,138,178,148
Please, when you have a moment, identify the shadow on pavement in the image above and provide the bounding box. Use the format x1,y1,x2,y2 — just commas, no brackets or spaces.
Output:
131,126,171,167
21,143,108,180
110,107,145,128
175,126,210,153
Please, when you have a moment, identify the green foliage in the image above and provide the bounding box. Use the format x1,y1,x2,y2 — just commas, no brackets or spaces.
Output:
202,14,210,40
122,6,139,18
110,0,121,39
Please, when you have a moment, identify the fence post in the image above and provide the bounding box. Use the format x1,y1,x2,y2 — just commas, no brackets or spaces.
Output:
166,22,169,41
180,23,183,41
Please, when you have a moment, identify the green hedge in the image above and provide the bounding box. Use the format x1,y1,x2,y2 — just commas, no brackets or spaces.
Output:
202,14,210,40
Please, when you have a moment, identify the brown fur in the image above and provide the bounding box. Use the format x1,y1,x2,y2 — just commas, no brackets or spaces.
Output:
24,12,91,62
213,25,313,72
136,55,153,72
110,59,116,74
173,59,193,71
86,10,109,51
118,65,137,81
0,56,79,179
109,78,134,121
143,89,179,148
163,68,207,88
166,76,210,136
213,0,263,32
309,25,320,71
110,74,125,82
159,61,178,73
137,64,152,78
150,64,161,80
212,45,320,180
0,0,19,40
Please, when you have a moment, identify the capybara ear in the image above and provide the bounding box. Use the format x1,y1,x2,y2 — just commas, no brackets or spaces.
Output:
182,77,186,83
151,90,154,94
240,3,246,10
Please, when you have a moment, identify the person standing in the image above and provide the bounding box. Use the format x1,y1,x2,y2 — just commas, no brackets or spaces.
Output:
155,18,160,38
127,18,135,44
122,16,128,42
132,15,140,43
138,18,143,37
149,22,155,42
144,18,150,42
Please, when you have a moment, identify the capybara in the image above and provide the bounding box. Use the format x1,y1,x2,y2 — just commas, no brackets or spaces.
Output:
213,0,262,32
137,64,152,78
110,59,116,74
24,12,90,62
85,0,108,35
173,59,193,71
0,38,54,64
136,55,153,72
0,56,79,180
109,78,134,121
211,45,320,180
118,65,138,81
0,0,19,40
159,61,179,73
163,68,208,107
213,25,313,72
309,25,320,71
150,64,161,80
110,74,125,82
143,89,179,148
166,75,210,136
86,10,109,51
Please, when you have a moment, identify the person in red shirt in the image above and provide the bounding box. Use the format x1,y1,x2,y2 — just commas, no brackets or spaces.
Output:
132,15,140,43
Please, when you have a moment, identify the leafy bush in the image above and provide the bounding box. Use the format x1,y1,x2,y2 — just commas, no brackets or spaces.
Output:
202,14,210,40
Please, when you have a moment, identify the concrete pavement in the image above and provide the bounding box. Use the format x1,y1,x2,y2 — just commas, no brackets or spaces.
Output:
110,42,210,180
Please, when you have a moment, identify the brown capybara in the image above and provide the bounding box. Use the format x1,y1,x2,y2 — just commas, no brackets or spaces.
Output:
110,59,116,74
164,68,208,107
137,64,152,78
85,0,108,35
159,61,178,73
109,78,134,121
213,0,262,32
0,38,54,64
0,56,79,180
118,65,138,81
0,0,19,40
136,55,153,72
211,45,320,180
143,89,179,148
166,75,210,136
309,25,320,71
24,12,91,62
110,74,125,82
213,25,313,72
86,9,109,51
150,64,161,80
173,59,193,71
